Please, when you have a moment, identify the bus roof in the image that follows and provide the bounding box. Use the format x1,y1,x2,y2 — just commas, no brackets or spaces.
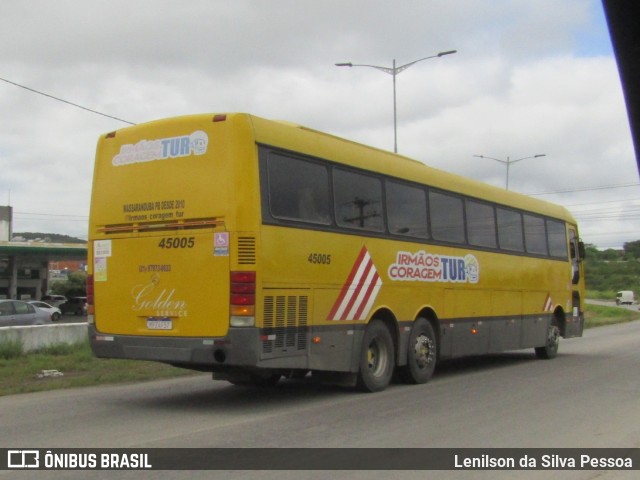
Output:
243,113,576,224
105,112,575,224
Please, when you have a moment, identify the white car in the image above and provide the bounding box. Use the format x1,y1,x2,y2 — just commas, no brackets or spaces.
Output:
28,301,62,321
615,291,635,306
41,295,67,308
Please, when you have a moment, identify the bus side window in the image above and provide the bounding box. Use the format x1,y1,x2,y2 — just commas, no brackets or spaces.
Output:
334,168,384,232
267,153,332,225
429,191,465,244
385,180,428,238
466,199,497,248
496,208,524,252
547,219,568,258
523,214,548,256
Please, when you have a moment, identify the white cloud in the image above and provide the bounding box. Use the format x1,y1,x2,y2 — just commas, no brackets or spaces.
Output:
0,0,637,248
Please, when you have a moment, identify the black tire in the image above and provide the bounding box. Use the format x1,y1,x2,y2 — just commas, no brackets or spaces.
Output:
356,320,395,393
535,321,560,359
398,318,437,384
51,312,60,321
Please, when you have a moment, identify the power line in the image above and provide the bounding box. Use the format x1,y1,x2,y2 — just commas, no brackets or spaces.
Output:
0,76,136,125
525,182,640,196
564,197,640,208
15,211,87,218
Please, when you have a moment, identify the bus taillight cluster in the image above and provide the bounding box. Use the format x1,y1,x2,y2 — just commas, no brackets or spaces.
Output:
86,274,95,318
230,271,256,327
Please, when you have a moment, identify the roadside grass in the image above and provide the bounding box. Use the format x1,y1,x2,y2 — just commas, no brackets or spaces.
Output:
0,303,638,397
585,290,618,301
0,341,196,397
584,303,640,327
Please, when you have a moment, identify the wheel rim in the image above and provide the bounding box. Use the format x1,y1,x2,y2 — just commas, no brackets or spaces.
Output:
367,337,389,377
413,334,435,369
547,325,560,349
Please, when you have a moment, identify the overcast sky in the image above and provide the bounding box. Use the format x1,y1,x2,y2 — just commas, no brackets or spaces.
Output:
1,0,637,248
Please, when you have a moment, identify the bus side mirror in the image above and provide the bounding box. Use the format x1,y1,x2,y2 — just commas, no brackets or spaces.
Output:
578,241,586,260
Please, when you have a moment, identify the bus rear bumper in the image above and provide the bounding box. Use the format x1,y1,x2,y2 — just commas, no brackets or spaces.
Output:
88,325,260,371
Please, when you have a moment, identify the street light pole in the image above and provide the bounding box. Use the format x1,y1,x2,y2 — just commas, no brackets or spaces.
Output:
473,154,546,190
336,50,456,153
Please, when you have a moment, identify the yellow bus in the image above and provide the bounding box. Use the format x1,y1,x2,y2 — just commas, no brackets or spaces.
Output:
88,113,585,392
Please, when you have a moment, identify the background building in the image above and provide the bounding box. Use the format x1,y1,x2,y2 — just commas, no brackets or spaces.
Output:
0,206,87,300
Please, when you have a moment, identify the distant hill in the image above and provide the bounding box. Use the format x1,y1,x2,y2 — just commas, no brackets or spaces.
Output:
12,232,86,244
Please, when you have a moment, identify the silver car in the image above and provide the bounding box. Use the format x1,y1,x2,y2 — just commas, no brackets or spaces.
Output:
0,300,52,327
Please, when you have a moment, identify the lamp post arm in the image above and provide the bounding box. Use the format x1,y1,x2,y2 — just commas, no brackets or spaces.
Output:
395,50,457,75
335,49,456,154
473,154,546,190
336,50,456,76
335,63,396,75
509,154,546,165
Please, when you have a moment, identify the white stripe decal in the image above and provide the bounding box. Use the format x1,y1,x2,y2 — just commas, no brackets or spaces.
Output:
329,247,383,321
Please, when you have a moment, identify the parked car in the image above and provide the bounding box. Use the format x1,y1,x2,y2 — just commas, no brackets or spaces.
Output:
0,300,52,327
41,295,68,308
59,297,88,316
28,301,62,321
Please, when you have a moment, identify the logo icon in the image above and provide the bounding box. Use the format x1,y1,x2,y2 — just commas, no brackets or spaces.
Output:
8,450,40,469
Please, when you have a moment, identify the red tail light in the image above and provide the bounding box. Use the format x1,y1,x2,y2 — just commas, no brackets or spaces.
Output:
231,271,256,283
87,274,94,304
230,271,256,306
231,294,255,305
230,271,256,324
86,274,95,315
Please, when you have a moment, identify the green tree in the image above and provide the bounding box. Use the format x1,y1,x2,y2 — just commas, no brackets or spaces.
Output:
624,240,640,260
51,271,87,297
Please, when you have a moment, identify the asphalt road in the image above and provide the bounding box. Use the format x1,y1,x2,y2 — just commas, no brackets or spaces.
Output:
1,321,639,480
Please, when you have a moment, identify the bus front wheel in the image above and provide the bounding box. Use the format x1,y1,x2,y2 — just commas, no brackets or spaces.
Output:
356,320,395,393
399,318,437,384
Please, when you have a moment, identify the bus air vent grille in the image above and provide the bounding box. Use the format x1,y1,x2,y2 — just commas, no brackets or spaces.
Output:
262,294,309,357
237,237,256,265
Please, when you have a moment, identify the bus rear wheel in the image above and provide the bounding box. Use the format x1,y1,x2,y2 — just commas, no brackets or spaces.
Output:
535,321,560,359
399,318,437,384
356,320,395,393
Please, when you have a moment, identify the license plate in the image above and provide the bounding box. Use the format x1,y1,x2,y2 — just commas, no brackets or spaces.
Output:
147,317,173,330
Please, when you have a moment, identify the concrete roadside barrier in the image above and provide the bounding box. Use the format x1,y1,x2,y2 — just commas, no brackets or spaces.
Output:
0,323,88,353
